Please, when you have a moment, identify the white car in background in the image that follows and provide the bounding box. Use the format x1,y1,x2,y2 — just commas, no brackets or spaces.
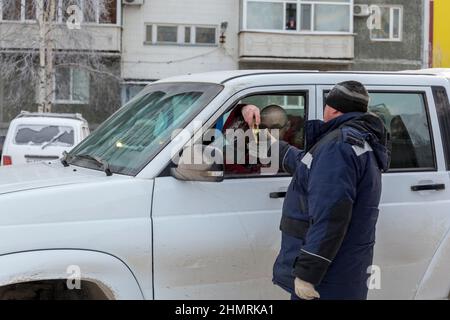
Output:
1,112,90,166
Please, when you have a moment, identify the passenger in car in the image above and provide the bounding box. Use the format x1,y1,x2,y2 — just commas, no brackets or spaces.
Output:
390,115,418,168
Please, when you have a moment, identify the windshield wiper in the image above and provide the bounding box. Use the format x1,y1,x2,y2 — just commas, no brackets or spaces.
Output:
61,151,71,167
72,153,113,176
41,132,65,150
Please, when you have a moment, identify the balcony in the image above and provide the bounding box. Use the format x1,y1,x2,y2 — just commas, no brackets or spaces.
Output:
239,31,354,65
0,22,121,53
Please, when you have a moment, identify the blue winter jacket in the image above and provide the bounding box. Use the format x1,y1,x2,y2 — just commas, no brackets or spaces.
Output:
272,112,390,300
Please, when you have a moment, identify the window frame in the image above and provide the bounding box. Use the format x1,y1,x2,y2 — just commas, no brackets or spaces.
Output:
224,90,309,179
0,0,120,25
13,123,75,146
157,85,315,179
144,23,219,46
54,67,90,105
369,5,403,42
154,24,179,44
209,87,312,180
242,0,354,35
319,86,438,173
0,0,28,22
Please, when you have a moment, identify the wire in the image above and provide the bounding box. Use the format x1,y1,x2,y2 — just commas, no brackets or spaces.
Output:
121,45,238,65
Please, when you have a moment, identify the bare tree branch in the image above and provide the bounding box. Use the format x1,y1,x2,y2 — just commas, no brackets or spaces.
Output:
0,0,117,114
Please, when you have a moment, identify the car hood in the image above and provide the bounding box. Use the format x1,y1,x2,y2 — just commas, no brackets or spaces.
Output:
0,161,105,195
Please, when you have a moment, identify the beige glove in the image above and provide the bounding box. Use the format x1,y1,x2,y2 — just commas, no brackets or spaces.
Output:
294,277,320,300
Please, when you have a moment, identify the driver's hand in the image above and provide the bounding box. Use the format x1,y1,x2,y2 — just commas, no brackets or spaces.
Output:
242,104,261,127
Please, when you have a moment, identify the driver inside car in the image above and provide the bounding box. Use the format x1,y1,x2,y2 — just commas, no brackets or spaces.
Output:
220,104,292,175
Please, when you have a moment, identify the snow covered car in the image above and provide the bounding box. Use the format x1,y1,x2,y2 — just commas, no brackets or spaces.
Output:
1,112,90,166
0,71,450,300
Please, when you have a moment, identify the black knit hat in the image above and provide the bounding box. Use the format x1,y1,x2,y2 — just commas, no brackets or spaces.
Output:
325,81,370,113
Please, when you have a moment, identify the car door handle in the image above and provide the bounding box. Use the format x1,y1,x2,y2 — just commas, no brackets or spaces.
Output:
270,192,286,199
411,184,445,192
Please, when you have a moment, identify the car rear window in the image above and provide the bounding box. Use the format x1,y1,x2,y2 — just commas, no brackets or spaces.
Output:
14,124,75,147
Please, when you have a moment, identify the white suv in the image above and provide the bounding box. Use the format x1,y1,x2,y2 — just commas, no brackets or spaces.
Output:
0,71,449,300
1,112,90,166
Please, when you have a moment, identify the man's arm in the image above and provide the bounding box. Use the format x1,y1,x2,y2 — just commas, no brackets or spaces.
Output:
293,141,359,286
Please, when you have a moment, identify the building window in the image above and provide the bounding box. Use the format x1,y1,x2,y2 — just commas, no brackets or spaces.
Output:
244,0,352,33
61,0,117,24
370,6,403,42
25,0,36,20
146,25,153,43
55,68,90,104
285,3,297,30
1,0,25,21
157,25,178,43
82,0,97,23
121,82,148,105
99,0,117,24
195,27,216,44
144,24,218,46
0,0,117,24
184,26,191,43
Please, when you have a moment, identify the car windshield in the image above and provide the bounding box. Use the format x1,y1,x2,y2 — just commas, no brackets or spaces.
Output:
68,82,223,176
14,125,75,147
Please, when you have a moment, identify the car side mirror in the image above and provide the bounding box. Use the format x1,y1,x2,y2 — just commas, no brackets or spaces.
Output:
170,144,224,182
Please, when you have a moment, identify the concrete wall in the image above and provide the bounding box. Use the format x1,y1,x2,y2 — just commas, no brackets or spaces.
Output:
353,0,425,71
121,0,240,80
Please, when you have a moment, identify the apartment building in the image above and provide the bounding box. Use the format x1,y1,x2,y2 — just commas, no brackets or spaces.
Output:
0,0,430,132
0,0,122,134
121,0,428,102
121,0,240,102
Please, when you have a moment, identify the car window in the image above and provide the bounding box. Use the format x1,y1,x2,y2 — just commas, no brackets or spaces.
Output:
369,92,435,171
241,94,306,149
323,90,435,171
210,92,307,178
68,82,223,176
433,86,450,170
82,126,90,139
14,125,75,147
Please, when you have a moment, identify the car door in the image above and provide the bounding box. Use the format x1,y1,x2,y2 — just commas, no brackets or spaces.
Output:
318,84,450,299
151,85,315,299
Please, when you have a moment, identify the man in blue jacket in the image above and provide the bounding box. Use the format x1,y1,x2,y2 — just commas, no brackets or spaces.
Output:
241,81,390,300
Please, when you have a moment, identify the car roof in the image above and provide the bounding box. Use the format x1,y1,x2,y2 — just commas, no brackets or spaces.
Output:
155,70,318,84
10,116,86,127
403,68,450,79
11,112,88,127
155,70,448,87
15,111,87,122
